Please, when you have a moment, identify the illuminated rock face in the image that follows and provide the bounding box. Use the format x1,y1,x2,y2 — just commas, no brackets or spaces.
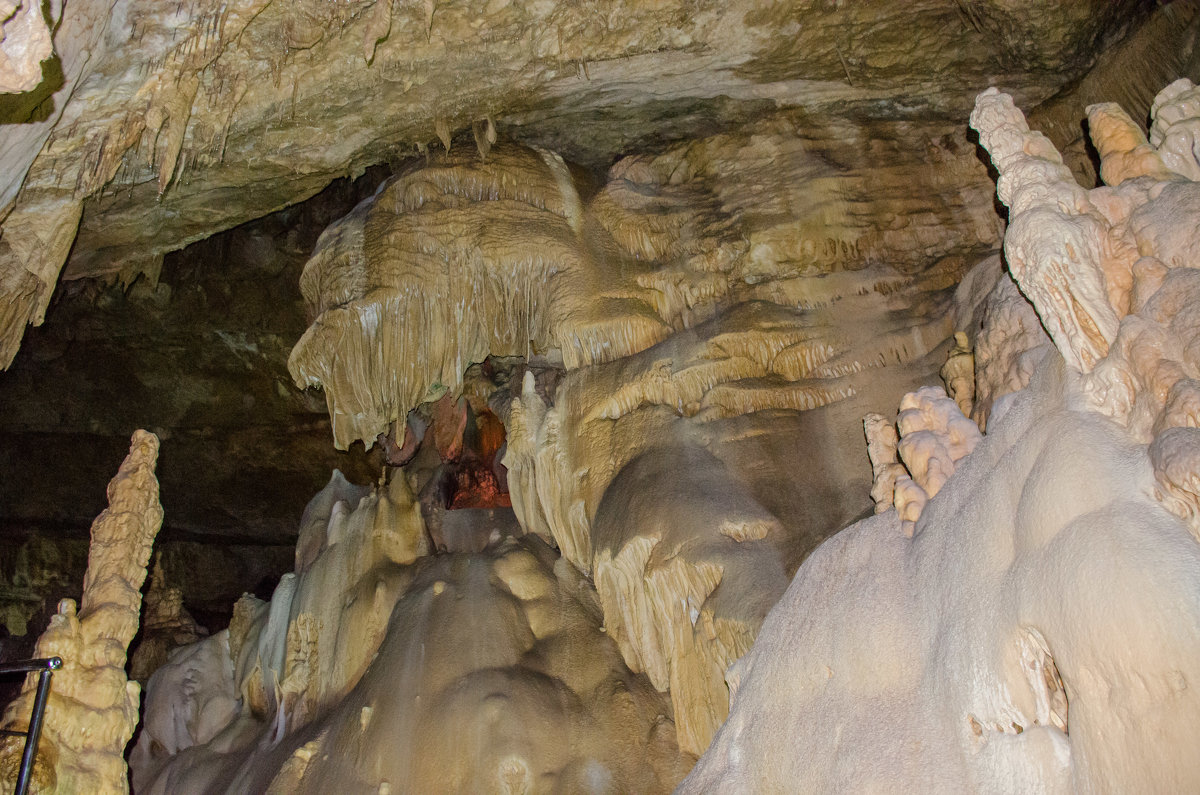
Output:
286,120,1003,755
0,431,163,794
683,83,1200,793
0,0,1164,373
131,472,693,793
0,0,51,94
4,7,1199,793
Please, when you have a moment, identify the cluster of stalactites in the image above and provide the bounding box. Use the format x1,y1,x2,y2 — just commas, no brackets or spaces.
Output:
0,430,163,793
971,81,1200,541
288,146,678,450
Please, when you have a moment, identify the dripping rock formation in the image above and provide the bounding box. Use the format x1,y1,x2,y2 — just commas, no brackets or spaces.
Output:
0,2,1198,794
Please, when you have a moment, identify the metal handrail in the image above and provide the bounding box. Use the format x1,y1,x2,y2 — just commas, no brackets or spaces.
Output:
0,657,61,795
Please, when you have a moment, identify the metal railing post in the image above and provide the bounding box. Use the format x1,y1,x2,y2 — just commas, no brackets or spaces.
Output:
0,657,62,795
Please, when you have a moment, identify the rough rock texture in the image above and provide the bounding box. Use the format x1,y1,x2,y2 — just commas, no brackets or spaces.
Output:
0,0,1164,370
0,176,384,546
971,90,1123,372
683,84,1200,793
940,331,976,417
2,4,1199,791
132,471,692,793
0,430,163,794
889,384,981,536
0,0,52,94
128,556,207,683
290,117,1003,753
0,179,395,655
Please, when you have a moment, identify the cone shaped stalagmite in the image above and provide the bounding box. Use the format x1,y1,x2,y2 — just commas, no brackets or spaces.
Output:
0,430,163,794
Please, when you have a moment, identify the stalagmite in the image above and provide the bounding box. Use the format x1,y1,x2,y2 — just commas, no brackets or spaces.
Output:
864,412,905,514
128,555,206,683
284,122,1002,757
0,430,163,793
1085,102,1173,186
132,472,692,793
0,5,1198,795
867,385,981,537
940,331,976,418
970,88,1121,372
685,81,1200,795
1150,78,1200,182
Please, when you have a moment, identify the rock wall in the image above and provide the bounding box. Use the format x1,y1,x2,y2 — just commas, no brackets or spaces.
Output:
683,82,1200,792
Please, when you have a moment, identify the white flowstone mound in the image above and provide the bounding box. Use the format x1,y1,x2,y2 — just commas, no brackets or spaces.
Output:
683,83,1200,792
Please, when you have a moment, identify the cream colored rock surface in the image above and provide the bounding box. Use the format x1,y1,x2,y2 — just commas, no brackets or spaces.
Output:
864,412,904,514
287,145,671,449
1151,78,1200,182
0,0,52,94
0,430,163,794
970,89,1122,372
683,361,1200,792
684,84,1200,793
0,0,1162,369
0,6,1193,791
966,255,1053,430
883,384,981,536
940,331,975,418
129,555,207,683
131,630,239,763
290,119,1003,754
132,471,692,793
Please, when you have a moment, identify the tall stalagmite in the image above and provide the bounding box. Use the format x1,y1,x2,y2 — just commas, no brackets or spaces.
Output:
0,430,163,793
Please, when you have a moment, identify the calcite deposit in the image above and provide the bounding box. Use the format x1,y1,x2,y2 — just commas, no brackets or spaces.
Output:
287,120,1004,754
128,557,207,683
684,83,1200,793
2,4,1200,795
0,0,1170,373
0,430,163,794
132,471,692,793
0,0,51,94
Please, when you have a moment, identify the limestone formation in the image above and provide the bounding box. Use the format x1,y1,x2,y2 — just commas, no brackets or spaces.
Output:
970,88,1123,372
288,117,1003,754
129,556,207,683
975,81,1200,539
0,0,52,94
3,7,1197,794
1150,78,1200,181
0,430,163,794
940,331,975,418
864,385,981,537
287,146,671,450
684,82,1200,793
0,0,1159,372
132,629,239,768
864,412,904,514
132,472,692,793
967,255,1054,429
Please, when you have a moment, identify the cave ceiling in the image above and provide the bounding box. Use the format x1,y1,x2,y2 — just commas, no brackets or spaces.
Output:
0,0,1171,366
